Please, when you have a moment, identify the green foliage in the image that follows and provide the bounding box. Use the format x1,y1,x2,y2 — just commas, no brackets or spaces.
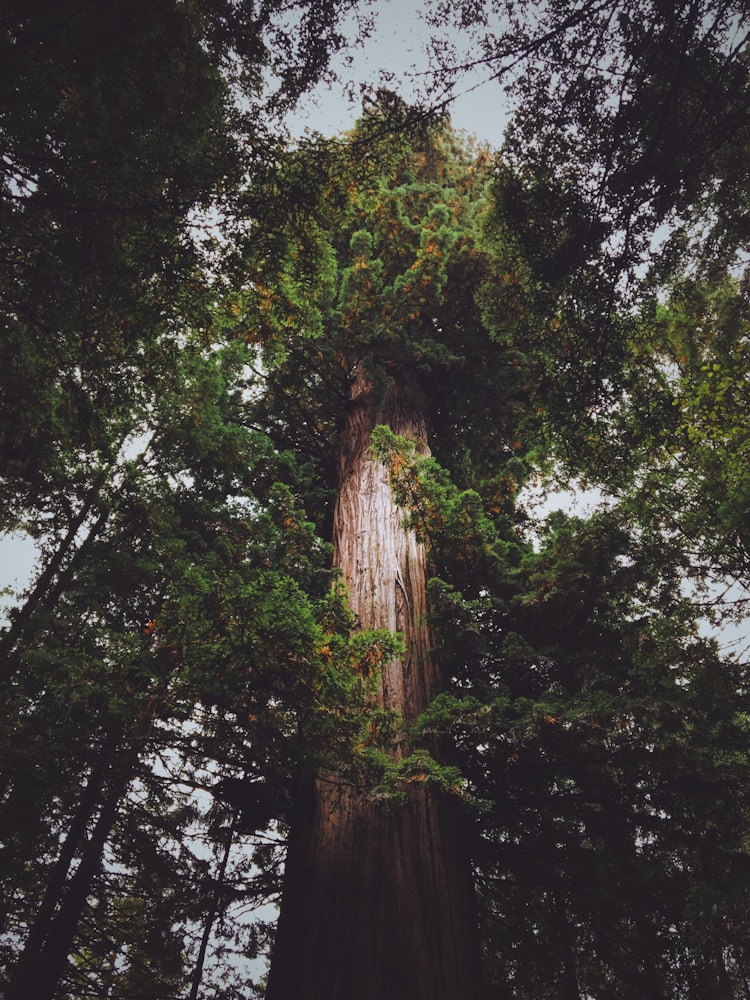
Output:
363,746,466,804
430,1,750,494
371,424,526,591
375,404,750,995
4,1,750,993
432,0,750,277
636,275,750,594
242,118,538,506
449,516,750,996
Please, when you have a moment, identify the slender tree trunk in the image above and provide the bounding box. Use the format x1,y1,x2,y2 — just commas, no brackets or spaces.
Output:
188,810,238,1000
0,477,107,679
601,790,667,1000
554,890,581,1000
266,372,484,1000
6,768,129,1000
4,757,110,982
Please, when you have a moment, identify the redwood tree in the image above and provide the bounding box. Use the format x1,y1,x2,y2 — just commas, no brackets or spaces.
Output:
266,372,483,999
245,110,528,999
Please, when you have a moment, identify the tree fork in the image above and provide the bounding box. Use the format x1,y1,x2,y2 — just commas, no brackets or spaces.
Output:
266,370,484,999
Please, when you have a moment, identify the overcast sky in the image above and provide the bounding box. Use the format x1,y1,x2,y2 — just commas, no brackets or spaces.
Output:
286,0,510,146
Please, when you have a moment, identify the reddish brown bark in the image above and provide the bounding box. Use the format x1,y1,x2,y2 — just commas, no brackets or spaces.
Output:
266,372,484,1000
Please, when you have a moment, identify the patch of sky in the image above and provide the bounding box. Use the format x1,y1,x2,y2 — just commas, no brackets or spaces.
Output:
517,473,606,547
285,0,511,147
0,532,40,627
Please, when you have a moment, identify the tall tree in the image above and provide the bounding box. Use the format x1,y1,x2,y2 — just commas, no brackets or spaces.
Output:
242,106,538,998
245,90,750,994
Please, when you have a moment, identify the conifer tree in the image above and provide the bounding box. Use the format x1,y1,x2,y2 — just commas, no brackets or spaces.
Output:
240,105,524,1000
244,100,750,997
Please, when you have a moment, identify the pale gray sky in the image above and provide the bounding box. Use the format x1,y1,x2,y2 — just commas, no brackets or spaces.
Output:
0,534,37,613
287,0,509,145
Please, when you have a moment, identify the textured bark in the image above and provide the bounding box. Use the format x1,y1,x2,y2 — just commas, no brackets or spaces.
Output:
333,372,438,731
266,372,484,1000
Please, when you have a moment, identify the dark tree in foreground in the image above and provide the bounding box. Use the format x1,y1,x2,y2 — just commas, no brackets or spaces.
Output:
0,2,373,998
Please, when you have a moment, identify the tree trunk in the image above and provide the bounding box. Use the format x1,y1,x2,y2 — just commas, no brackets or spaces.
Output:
266,372,484,1000
553,890,581,1000
6,767,129,1000
188,810,238,1000
4,757,110,990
